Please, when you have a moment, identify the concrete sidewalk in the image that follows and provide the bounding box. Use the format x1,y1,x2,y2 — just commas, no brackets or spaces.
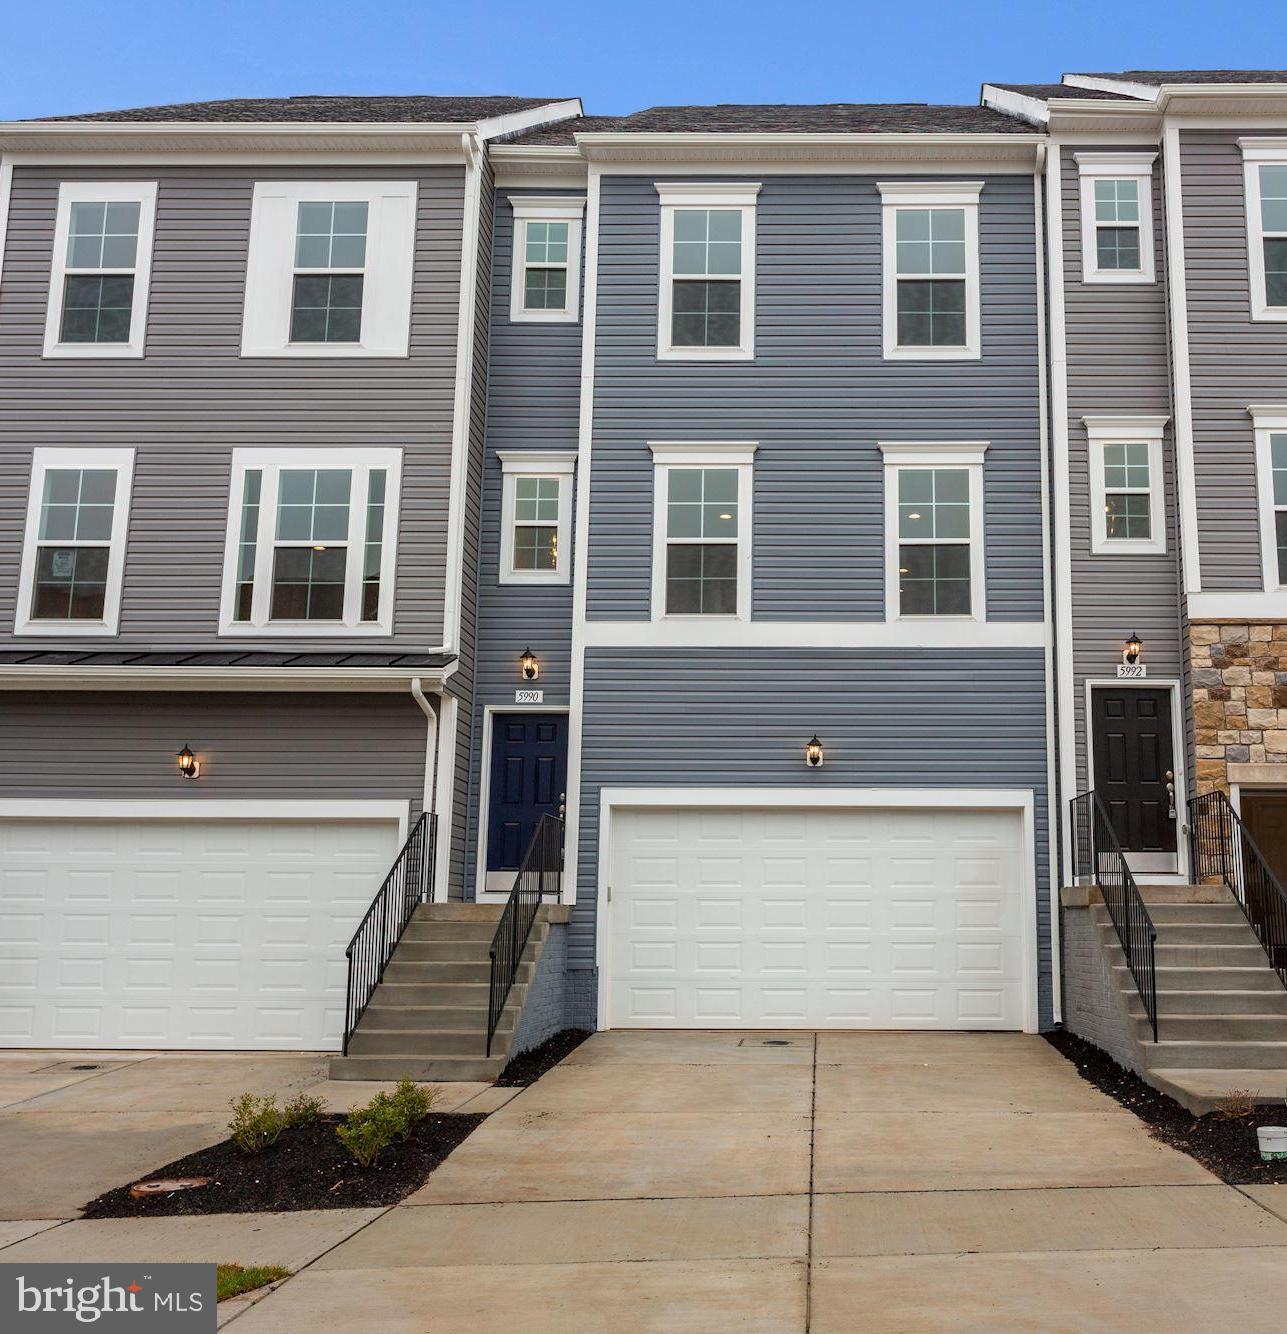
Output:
220,1030,1287,1333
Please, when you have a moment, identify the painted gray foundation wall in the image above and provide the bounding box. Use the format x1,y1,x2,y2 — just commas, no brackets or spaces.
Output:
1180,129,1287,590
461,187,582,898
0,690,431,812
1059,145,1182,792
574,648,1054,1028
0,164,466,651
586,173,1045,622
509,922,569,1055
1060,904,1146,1076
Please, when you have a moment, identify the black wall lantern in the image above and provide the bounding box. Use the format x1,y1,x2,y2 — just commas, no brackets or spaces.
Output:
519,647,540,681
176,744,200,780
1123,632,1143,666
804,735,825,768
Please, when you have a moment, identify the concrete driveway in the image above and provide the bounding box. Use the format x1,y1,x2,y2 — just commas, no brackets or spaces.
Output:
219,1030,1287,1333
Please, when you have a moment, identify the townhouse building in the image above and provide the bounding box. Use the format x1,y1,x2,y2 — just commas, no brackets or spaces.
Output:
2,72,1287,1099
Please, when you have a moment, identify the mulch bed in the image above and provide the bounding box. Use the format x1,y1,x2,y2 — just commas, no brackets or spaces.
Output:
82,1113,487,1217
496,1028,592,1086
1047,1029,1287,1185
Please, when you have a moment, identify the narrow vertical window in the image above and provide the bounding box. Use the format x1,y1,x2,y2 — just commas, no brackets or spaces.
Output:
362,469,386,621
1102,444,1152,539
497,452,576,585
1092,180,1142,272
657,185,758,359
1259,166,1287,310
523,222,569,310
233,469,262,622
508,197,585,324
1076,154,1156,285
1085,417,1168,556
1272,435,1287,585
290,201,368,343
513,477,561,570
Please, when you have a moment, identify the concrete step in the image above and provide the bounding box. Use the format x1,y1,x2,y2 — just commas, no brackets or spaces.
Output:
1094,916,1261,947
369,980,500,1007
347,1027,511,1057
1120,964,1286,992
1124,903,1249,926
329,1053,507,1082
1142,1014,1287,1043
1142,1039,1287,1070
1135,885,1236,904
362,1003,517,1033
1149,944,1271,968
400,921,505,943
1125,989,1287,1016
383,960,534,985
1148,1068,1287,1115
394,939,492,963
415,903,505,923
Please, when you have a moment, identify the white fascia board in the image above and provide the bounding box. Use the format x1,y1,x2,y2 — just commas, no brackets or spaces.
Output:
581,619,1045,649
1061,75,1161,101
980,86,1049,127
490,146,587,188
475,100,583,142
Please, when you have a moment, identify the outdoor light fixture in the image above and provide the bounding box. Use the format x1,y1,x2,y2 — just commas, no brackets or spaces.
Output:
176,745,200,780
520,647,540,681
805,735,824,768
1123,632,1143,666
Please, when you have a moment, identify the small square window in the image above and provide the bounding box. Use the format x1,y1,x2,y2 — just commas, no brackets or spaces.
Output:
1076,156,1156,284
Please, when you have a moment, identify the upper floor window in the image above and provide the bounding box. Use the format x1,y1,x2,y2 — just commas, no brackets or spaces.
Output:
498,450,576,584
656,183,759,361
881,442,987,620
1084,416,1168,556
219,449,401,635
1242,142,1287,321
649,443,755,619
1252,407,1287,589
1075,154,1156,285
241,181,417,357
879,182,981,359
508,196,585,323
43,182,157,359
16,448,134,636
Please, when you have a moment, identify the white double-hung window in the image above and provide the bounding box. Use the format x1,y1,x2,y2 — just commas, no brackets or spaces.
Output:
879,181,981,360
508,196,585,323
498,451,575,584
649,443,755,619
881,442,987,620
44,182,157,358
1085,416,1168,555
1251,406,1287,590
1241,141,1287,321
220,449,401,635
656,183,759,360
1076,154,1156,284
16,448,135,636
241,181,417,356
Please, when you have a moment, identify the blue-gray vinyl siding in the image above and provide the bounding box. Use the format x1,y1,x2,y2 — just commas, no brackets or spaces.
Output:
0,164,466,652
586,174,1045,622
462,188,582,897
575,649,1054,1028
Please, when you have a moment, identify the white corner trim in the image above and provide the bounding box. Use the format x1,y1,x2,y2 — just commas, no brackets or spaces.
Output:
594,784,1040,1036
648,441,758,465
1075,153,1156,285
0,158,16,301
430,693,458,902
43,180,157,359
654,181,762,206
497,449,577,474
15,447,135,638
508,194,585,324
878,441,990,465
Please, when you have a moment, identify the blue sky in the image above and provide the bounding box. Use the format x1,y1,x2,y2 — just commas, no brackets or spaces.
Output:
3,0,1285,120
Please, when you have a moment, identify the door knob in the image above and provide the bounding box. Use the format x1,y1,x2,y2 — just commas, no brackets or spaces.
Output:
1165,771,1176,819
558,791,566,820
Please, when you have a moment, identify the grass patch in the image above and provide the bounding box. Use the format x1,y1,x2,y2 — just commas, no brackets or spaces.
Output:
216,1263,290,1302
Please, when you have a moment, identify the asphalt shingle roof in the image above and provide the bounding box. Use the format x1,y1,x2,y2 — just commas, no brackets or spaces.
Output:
1071,70,1287,86
32,94,569,124
568,103,1035,135
505,114,626,145
987,83,1137,101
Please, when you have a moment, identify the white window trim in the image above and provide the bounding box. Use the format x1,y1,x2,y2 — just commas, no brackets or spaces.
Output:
218,447,402,637
649,442,756,622
880,441,987,622
508,196,585,324
43,181,157,359
16,447,135,637
241,180,417,358
498,449,576,585
1251,405,1287,592
1075,154,1157,285
878,181,982,361
1240,141,1287,322
1084,415,1168,556
656,183,759,362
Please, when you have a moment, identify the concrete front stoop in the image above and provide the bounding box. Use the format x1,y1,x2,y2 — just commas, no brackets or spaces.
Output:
329,903,570,1083
1062,883,1287,1114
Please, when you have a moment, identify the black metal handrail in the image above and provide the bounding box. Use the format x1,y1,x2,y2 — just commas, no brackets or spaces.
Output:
1189,789,1287,987
342,812,436,1055
487,813,564,1057
1070,791,1158,1041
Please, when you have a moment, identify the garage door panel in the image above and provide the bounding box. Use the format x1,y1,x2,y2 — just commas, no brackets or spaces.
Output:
0,816,400,1050
609,804,1029,1031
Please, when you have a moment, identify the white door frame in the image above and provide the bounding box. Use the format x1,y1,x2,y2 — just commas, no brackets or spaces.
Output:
1083,678,1188,880
595,785,1040,1034
474,704,571,902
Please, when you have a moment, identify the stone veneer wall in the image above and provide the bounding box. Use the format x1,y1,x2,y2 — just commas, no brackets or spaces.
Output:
1191,620,1287,793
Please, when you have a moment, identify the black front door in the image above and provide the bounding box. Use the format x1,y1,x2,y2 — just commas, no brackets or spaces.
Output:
486,713,567,885
1091,688,1176,853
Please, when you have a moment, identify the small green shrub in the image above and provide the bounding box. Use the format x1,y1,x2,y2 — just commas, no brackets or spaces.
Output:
228,1094,288,1155
388,1080,438,1137
335,1081,438,1167
281,1092,325,1129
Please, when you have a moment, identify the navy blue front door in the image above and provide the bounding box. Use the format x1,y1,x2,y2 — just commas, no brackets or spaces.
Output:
487,713,568,876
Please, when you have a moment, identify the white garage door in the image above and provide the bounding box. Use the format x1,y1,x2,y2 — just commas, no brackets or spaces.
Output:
0,815,402,1050
608,804,1030,1030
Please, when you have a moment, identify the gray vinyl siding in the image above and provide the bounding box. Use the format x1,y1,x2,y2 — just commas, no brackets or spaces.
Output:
586,174,1045,623
1180,129,1287,589
461,188,582,898
0,164,466,650
1060,145,1182,791
0,691,430,814
575,649,1054,1028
